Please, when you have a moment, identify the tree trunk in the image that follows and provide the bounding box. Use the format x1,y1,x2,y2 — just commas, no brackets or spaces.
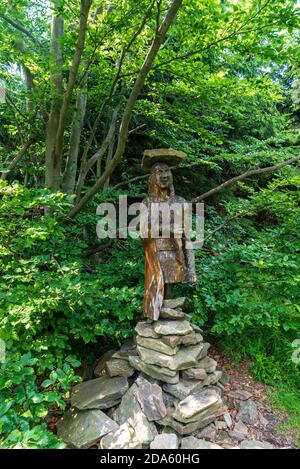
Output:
68,0,183,218
45,0,92,191
62,78,88,194
45,3,64,191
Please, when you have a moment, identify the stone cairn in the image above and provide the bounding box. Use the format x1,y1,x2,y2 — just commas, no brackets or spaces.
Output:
57,297,226,449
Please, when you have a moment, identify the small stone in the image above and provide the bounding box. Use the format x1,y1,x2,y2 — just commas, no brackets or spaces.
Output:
162,392,177,409
195,357,217,373
198,342,211,360
129,356,179,384
228,420,248,441
220,372,230,386
259,414,270,428
100,421,141,449
57,408,118,449
239,440,275,450
237,399,258,425
197,424,217,441
203,371,222,386
71,376,128,410
163,297,191,310
224,412,233,429
181,368,208,380
134,383,167,421
228,390,252,401
105,359,135,378
150,434,179,449
135,374,159,387
161,331,199,348
135,321,160,339
215,420,227,430
160,307,187,320
163,379,205,400
153,320,193,336
174,389,223,424
137,344,203,371
94,350,116,377
136,336,178,356
158,413,215,436
192,324,203,333
112,339,138,360
181,437,223,450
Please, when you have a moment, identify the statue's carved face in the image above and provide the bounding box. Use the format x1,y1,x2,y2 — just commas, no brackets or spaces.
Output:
153,163,172,189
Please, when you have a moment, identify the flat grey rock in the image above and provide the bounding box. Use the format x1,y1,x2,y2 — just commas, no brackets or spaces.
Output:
195,357,217,373
134,383,167,421
220,372,230,386
100,421,142,449
135,374,159,387
223,412,233,429
150,433,179,449
106,358,135,378
163,379,206,400
203,370,222,386
112,384,157,446
159,413,215,436
228,420,249,441
136,335,178,356
237,399,258,425
137,344,203,371
71,376,128,410
112,339,138,361
153,320,193,336
239,440,275,449
161,331,199,348
174,389,223,423
94,350,116,377
228,390,252,401
129,356,179,384
135,321,160,339
163,297,191,310
197,423,217,441
181,436,223,450
198,342,211,360
160,307,189,320
57,408,118,449
182,368,207,380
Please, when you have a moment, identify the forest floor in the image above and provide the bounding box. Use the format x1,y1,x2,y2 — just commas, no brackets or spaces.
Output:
210,347,298,449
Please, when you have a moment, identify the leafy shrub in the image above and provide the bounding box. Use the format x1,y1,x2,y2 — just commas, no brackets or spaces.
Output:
193,174,300,387
0,182,143,448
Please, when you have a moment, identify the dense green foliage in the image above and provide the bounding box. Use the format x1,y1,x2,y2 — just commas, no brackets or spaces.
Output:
0,0,299,448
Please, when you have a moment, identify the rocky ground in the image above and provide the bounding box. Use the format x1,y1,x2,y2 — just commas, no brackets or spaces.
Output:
49,298,296,450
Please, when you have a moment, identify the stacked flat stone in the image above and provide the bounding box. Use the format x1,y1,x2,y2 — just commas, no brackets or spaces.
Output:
56,297,225,448
129,297,224,435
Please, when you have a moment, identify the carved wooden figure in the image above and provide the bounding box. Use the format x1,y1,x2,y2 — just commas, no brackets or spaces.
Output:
141,149,197,320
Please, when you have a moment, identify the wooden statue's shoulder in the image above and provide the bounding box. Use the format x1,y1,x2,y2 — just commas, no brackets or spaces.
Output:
172,195,187,204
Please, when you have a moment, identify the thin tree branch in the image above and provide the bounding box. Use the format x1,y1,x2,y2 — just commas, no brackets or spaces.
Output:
0,13,40,45
1,138,35,180
192,155,300,203
68,0,183,218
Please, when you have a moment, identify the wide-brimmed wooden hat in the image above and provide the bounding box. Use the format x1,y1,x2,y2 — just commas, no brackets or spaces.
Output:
142,148,187,169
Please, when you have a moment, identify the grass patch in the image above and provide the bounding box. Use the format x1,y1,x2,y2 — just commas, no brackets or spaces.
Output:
269,387,300,448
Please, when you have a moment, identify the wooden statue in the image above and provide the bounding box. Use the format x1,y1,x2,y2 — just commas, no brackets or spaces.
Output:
141,149,196,320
